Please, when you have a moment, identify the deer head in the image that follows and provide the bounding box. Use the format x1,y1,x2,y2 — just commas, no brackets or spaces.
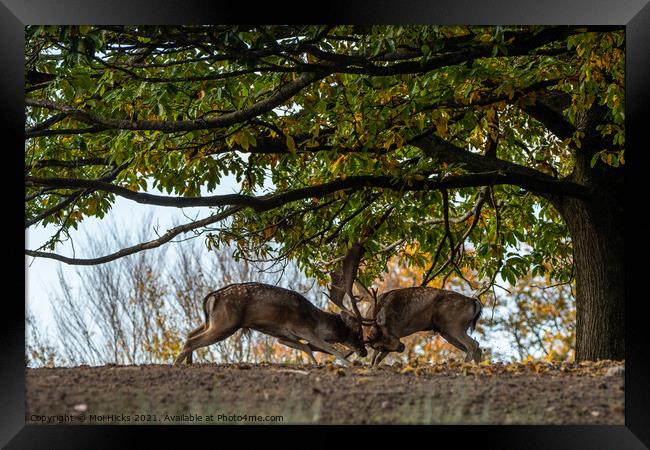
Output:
338,310,368,357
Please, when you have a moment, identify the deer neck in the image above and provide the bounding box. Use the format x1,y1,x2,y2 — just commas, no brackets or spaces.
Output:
318,311,347,341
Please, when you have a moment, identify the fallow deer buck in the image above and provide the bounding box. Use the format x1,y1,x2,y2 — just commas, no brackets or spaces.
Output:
329,241,483,366
173,282,367,367
366,287,483,366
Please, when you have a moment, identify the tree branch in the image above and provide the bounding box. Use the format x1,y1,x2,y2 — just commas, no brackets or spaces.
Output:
27,157,111,172
30,162,591,223
25,161,131,228
25,113,69,134
25,26,603,138
25,206,243,265
520,94,576,141
421,188,453,286
26,166,592,220
410,133,589,198
25,70,330,133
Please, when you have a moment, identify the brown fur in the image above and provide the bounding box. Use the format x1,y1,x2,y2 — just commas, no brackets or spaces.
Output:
175,282,367,366
368,287,483,365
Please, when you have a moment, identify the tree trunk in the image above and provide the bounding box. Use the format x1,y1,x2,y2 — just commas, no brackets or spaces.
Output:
549,102,626,361
558,196,624,361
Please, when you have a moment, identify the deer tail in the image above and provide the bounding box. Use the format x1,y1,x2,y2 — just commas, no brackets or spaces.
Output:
469,298,483,333
201,289,225,325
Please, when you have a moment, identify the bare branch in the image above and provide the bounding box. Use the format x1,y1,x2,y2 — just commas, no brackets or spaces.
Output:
475,188,504,298
422,189,454,286
25,206,243,265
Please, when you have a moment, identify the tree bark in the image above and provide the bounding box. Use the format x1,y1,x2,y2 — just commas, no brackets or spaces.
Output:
549,101,625,361
536,98,625,361
558,195,625,361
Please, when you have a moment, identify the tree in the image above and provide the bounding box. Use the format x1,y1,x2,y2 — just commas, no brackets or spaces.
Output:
25,25,625,361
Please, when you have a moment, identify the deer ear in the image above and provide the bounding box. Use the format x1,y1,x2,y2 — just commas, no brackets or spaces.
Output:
339,310,358,330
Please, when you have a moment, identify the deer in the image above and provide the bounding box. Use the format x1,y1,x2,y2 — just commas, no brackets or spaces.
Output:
328,238,483,367
173,282,367,367
366,287,483,366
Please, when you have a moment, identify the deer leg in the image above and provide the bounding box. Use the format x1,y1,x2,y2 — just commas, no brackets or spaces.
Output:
457,332,481,363
174,323,238,365
439,331,468,354
373,351,389,367
370,349,380,366
301,334,352,367
443,329,480,363
472,347,482,363
187,324,207,338
307,343,333,355
278,339,319,365
281,338,335,358
370,350,378,366
184,324,207,365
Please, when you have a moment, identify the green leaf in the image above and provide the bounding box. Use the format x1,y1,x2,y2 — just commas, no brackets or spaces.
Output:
590,151,603,168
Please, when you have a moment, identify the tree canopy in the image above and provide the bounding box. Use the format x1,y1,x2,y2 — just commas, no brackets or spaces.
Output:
25,25,624,307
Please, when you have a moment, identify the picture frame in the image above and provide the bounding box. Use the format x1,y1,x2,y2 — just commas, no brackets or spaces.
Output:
4,1,649,447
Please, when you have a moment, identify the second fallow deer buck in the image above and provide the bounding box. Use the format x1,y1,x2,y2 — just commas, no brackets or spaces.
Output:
173,282,367,367
367,287,483,366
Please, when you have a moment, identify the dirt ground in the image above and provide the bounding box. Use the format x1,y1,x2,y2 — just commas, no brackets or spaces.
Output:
26,360,624,425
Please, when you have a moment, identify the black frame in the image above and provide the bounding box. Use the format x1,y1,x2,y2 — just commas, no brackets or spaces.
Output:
3,1,649,447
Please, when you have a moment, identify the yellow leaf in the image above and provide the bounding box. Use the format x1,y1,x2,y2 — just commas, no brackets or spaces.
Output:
436,120,448,137
248,133,257,148
479,33,492,43
286,135,296,154
239,132,250,151
331,155,345,173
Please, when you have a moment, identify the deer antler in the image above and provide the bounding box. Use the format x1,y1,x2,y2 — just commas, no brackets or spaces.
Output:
352,280,379,326
327,205,396,329
359,287,382,344
329,242,371,332
369,287,380,320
